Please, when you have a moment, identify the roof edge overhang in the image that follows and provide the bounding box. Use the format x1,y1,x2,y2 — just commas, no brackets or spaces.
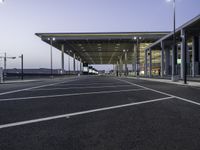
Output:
145,14,200,50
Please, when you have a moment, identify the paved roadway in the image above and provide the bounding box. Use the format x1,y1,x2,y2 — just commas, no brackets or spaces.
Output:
0,75,200,150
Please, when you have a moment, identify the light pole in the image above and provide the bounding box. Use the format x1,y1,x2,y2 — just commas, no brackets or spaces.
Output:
167,0,176,81
19,54,24,80
50,38,53,77
0,53,16,78
2,53,16,71
172,0,176,80
48,37,55,77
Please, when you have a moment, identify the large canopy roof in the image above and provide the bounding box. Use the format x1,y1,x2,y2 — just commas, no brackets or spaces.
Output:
145,14,200,50
36,32,169,64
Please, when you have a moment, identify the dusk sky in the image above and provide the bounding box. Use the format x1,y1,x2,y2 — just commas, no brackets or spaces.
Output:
0,0,199,70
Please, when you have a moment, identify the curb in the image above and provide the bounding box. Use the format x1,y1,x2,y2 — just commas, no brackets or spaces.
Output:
125,76,200,88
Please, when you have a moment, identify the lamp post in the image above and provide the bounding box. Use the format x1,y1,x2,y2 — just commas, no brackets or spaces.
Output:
2,53,16,71
48,37,55,77
172,0,176,80
0,53,16,78
50,38,53,77
19,54,24,80
167,0,176,81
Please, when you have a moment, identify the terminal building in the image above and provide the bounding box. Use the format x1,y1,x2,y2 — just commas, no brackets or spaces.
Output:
36,14,200,80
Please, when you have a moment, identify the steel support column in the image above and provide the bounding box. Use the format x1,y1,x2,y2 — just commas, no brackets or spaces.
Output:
116,61,119,76
192,36,199,77
119,57,123,76
144,49,148,77
80,58,82,73
171,44,177,81
161,41,165,77
165,49,170,76
61,44,65,73
149,49,152,77
73,53,76,72
124,51,128,76
181,29,187,84
134,44,137,76
68,52,71,75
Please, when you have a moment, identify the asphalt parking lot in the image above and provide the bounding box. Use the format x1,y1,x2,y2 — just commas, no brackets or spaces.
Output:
0,76,200,150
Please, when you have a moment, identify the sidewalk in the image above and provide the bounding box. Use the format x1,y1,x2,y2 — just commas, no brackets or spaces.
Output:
2,79,42,84
126,76,200,88
1,75,81,84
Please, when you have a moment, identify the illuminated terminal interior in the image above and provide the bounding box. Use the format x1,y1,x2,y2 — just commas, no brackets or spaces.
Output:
36,15,200,78
36,32,168,76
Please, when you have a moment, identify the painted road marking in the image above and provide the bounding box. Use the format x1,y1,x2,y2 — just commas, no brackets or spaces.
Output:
0,96,174,129
0,88,146,102
54,82,128,87
0,77,78,96
30,85,134,91
116,78,200,107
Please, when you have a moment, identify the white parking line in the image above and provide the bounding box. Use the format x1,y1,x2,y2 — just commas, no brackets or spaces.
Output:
0,88,146,102
54,82,127,87
0,96,174,129
30,85,134,91
0,78,78,96
116,78,200,106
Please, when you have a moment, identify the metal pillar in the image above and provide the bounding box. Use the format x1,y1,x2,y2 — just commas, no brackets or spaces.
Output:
61,44,65,73
149,49,152,77
3,53,6,78
136,38,140,76
76,59,78,71
4,53,6,71
171,0,177,82
68,52,70,75
181,29,187,84
199,35,200,63
20,54,24,80
124,50,128,76
161,41,165,77
80,58,82,73
144,49,147,77
116,61,119,76
165,49,170,76
192,36,199,77
73,53,76,73
171,44,177,81
119,57,122,76
0,67,3,83
134,44,137,75
50,38,53,76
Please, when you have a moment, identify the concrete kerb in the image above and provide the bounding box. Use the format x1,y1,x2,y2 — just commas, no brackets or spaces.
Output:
0,75,79,84
3,79,41,84
125,76,200,88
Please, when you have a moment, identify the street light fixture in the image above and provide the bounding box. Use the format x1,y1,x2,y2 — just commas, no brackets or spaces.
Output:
0,54,16,70
48,37,55,77
166,0,176,81
0,53,16,81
